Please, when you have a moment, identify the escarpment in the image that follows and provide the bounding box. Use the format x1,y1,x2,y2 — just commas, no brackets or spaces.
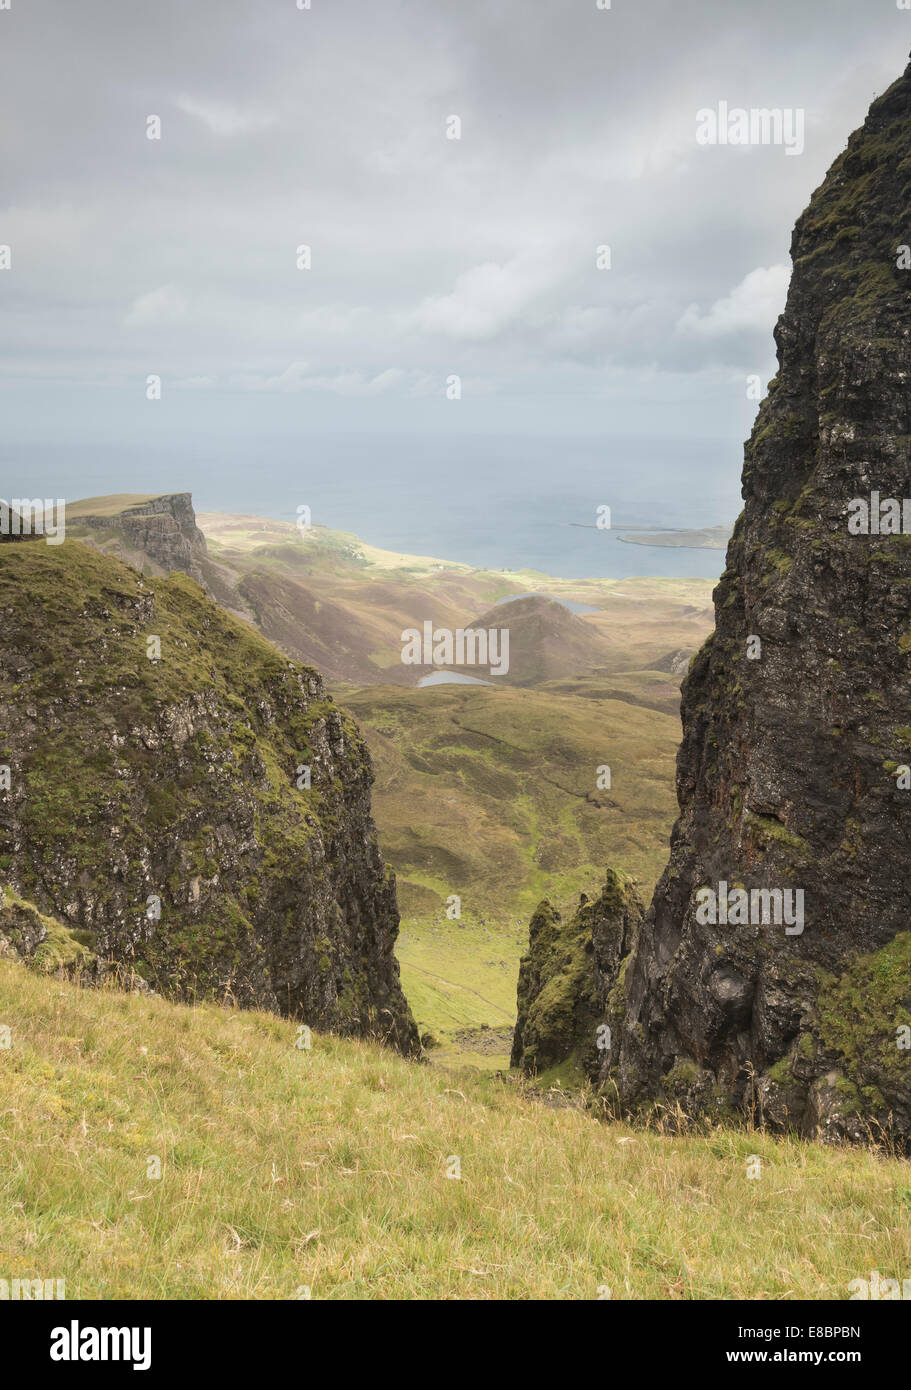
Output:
70,493,208,577
68,492,251,618
514,55,911,1144
0,539,418,1054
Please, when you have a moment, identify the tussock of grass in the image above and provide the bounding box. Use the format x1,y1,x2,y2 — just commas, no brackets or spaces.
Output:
1,961,908,1300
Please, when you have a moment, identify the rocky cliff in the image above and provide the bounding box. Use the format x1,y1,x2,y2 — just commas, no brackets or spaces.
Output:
514,55,911,1144
69,492,250,617
510,871,643,1081
72,493,208,576
0,538,418,1054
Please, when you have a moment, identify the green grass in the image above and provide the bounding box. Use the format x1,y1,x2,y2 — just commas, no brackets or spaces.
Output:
342,682,680,1060
344,683,679,917
1,961,909,1300
64,494,165,519
539,667,687,718
396,917,524,1068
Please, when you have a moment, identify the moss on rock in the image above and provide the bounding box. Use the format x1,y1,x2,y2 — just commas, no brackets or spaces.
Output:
0,541,418,1053
510,869,643,1083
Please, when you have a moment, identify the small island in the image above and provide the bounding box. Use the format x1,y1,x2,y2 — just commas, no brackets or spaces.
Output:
616,524,732,550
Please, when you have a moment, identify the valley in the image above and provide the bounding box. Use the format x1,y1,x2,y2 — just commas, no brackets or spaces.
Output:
61,494,716,1067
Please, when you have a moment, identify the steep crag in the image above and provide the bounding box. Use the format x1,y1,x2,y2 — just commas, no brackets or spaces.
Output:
0,539,418,1054
513,55,911,1144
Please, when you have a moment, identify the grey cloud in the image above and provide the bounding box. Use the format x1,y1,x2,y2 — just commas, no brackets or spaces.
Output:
0,0,908,443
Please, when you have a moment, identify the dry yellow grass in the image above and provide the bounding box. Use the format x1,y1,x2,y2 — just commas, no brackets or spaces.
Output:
1,959,908,1300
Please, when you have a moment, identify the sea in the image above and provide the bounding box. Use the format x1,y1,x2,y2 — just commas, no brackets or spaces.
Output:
3,431,742,582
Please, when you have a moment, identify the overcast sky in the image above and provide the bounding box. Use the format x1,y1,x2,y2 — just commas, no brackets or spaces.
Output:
1,0,909,515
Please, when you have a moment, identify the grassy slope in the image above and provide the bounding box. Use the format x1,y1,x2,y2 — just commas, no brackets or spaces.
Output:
537,669,690,719
1,961,908,1300
340,684,680,1064
64,494,164,519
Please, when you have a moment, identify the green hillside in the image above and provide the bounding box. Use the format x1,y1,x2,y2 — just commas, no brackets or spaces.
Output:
0,540,416,1048
342,683,681,1065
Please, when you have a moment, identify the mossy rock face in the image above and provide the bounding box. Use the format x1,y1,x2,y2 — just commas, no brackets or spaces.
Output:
609,51,911,1149
510,869,643,1081
810,934,911,1135
0,884,104,979
0,541,418,1054
655,1059,736,1126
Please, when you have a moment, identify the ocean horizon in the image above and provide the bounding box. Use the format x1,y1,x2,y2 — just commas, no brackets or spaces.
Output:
3,430,740,580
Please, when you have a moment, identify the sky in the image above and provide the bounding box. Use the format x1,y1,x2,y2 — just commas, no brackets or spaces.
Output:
1,0,909,545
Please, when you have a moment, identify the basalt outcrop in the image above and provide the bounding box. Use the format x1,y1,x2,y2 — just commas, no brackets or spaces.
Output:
70,492,249,616
0,539,418,1053
514,55,911,1144
72,493,208,577
510,871,643,1080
